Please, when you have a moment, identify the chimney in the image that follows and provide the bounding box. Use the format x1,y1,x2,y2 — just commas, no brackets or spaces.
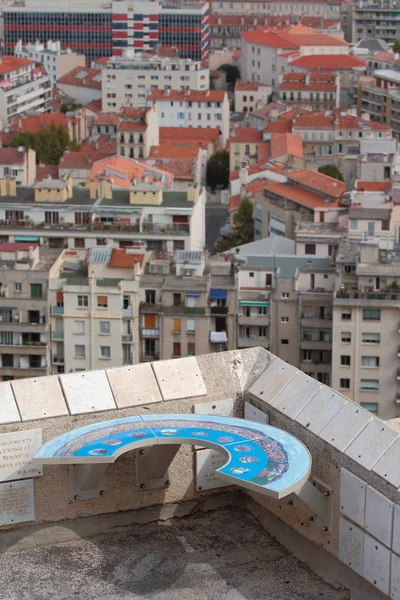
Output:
89,179,97,199
100,178,113,200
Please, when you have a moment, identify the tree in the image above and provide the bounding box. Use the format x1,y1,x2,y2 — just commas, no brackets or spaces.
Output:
219,64,240,87
206,150,229,189
216,198,254,252
393,40,400,53
318,164,344,182
10,125,80,165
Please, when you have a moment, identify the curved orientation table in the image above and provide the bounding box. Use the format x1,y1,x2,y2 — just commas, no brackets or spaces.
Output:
33,414,312,499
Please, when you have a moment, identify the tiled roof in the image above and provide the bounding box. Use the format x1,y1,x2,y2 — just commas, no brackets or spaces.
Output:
0,56,34,74
83,99,103,113
243,28,299,48
287,169,345,197
229,194,241,212
0,147,26,164
118,121,147,131
60,150,113,170
36,164,59,181
148,157,196,180
160,127,220,144
289,54,366,69
149,144,201,159
149,89,226,102
280,71,337,91
355,180,391,192
93,57,110,66
88,155,173,188
264,179,339,209
0,242,38,252
11,113,68,134
58,66,102,89
80,136,117,154
293,112,334,128
109,249,144,268
373,51,398,64
210,14,340,28
337,114,390,131
94,112,119,126
229,128,264,143
243,25,347,48
270,133,303,159
235,80,268,91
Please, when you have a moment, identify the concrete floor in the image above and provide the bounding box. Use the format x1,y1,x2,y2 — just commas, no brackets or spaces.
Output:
0,508,349,600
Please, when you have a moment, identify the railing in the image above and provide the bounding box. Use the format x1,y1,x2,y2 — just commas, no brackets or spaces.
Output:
52,356,64,364
0,341,46,347
210,306,228,315
336,289,400,300
184,307,206,315
51,306,64,315
142,328,160,337
122,334,132,342
122,307,133,318
142,222,190,235
52,331,64,340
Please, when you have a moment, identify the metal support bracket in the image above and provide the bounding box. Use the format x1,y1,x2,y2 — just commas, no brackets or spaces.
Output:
70,463,108,502
293,478,332,531
136,444,181,490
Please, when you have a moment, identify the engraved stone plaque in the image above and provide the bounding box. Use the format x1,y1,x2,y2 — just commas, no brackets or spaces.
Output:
106,363,163,408
152,357,207,401
0,479,34,526
196,448,230,491
0,429,42,482
244,402,269,424
194,399,233,417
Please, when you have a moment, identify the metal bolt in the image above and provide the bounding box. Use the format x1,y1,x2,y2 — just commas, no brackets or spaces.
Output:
165,480,170,486
139,449,145,456
140,483,146,489
324,491,330,497
74,494,80,501
99,490,105,496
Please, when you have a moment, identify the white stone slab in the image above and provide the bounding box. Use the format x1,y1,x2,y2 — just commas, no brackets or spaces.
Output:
345,420,398,470
59,370,116,415
249,358,298,404
106,363,163,409
0,479,34,526
195,448,230,491
391,553,400,600
393,505,400,555
11,376,68,421
194,399,234,417
320,403,372,451
0,429,42,482
0,382,20,425
244,402,269,424
340,468,366,528
363,534,391,595
269,371,321,418
365,485,394,547
372,438,400,488
338,517,364,576
296,387,347,435
152,357,207,401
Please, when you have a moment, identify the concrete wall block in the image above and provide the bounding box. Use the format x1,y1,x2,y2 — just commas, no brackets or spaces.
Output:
152,357,207,401
106,363,163,409
296,387,347,435
391,505,400,555
59,370,116,415
248,358,298,405
0,381,20,425
11,376,68,421
345,419,398,470
340,468,366,528
372,438,400,489
365,485,394,548
339,517,364,576
267,371,321,418
363,534,391,595
391,552,400,600
319,403,372,451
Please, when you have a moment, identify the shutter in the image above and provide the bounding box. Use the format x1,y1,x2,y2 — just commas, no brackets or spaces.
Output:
97,295,107,305
173,318,181,332
56,292,64,303
144,314,156,328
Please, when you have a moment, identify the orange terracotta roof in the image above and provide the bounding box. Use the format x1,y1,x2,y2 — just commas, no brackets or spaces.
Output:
11,112,68,134
0,56,34,74
36,164,59,181
270,132,303,159
60,150,112,170
0,147,26,164
355,180,391,192
243,25,347,48
243,28,299,48
293,112,334,128
229,194,241,212
148,157,196,180
287,169,345,197
120,106,149,119
160,127,220,144
289,54,366,69
94,57,110,66
149,89,226,102
58,66,102,89
95,112,119,126
81,136,117,154
88,155,172,188
337,114,391,131
109,249,144,268
84,99,103,113
235,80,268,91
149,144,201,159
280,71,337,91
264,180,339,210
373,51,399,64
229,128,264,143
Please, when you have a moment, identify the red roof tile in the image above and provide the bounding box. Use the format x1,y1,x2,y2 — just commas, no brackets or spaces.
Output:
270,132,303,159
243,25,347,48
149,89,226,102
0,56,34,74
0,147,26,164
109,249,144,268
84,99,103,114
289,54,366,69
264,180,339,209
229,128,264,143
0,242,38,252
235,80,269,91
11,113,68,134
58,66,102,89
229,194,241,212
60,150,113,170
355,180,391,192
287,169,345,197
36,164,59,181
94,112,119,126
243,28,298,48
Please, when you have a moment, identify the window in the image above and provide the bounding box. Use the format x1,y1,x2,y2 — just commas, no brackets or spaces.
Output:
281,292,289,299
360,379,379,391
123,295,130,310
360,402,379,414
14,283,21,293
187,318,196,332
258,306,267,315
305,243,316,255
187,342,195,356
173,293,182,306
303,349,312,362
78,295,88,308
30,284,42,298
100,321,110,334
97,295,108,308
100,346,111,359
361,356,379,368
281,339,289,345
145,289,156,305
173,318,181,333
341,332,351,343
265,273,272,287
73,320,85,335
75,344,85,358
243,306,251,317
281,317,289,323
340,378,350,389
362,332,380,344
144,314,156,329
173,342,181,357
363,309,380,321
341,311,351,321
341,355,351,367
74,238,85,249
258,326,266,337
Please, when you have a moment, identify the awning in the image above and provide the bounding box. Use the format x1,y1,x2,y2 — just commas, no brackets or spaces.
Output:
185,292,201,297
240,301,269,307
210,289,227,300
15,235,40,242
210,331,228,343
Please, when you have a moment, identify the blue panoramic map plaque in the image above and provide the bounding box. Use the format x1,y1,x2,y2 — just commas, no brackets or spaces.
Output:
34,414,311,498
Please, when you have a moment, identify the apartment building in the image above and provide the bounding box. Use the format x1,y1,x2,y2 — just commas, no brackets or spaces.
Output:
117,107,159,160
0,175,206,254
49,246,145,373
212,0,342,18
358,70,400,137
0,242,62,382
14,40,85,87
240,25,348,90
234,81,271,113
0,147,36,186
228,128,267,171
354,0,400,45
0,56,51,127
148,89,229,145
102,53,209,111
278,71,340,111
57,67,102,105
331,240,400,419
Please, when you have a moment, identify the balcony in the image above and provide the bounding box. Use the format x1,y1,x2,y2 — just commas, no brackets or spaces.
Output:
122,306,133,318
238,315,270,327
184,307,206,315
300,362,331,373
238,336,269,349
140,303,162,313
52,330,64,340
142,328,160,338
0,321,47,332
141,222,190,235
0,342,47,354
51,306,64,315
210,306,228,315
299,339,332,350
122,334,132,342
300,318,332,328
52,355,64,365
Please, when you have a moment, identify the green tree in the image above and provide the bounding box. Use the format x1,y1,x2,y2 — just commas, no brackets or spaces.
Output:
219,64,240,86
216,198,254,252
318,164,344,182
206,150,229,189
10,125,80,165
393,40,400,53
